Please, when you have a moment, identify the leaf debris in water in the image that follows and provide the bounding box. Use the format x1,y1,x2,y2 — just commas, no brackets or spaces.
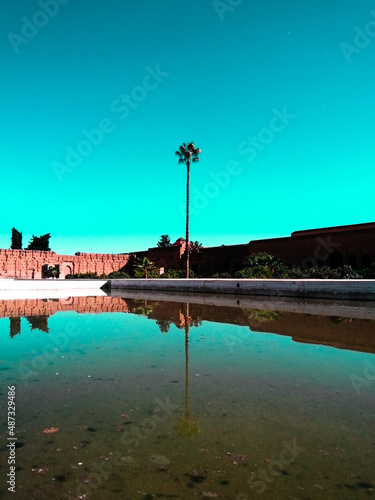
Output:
149,455,170,465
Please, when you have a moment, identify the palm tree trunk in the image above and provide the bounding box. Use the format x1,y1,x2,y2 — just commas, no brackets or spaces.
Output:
185,303,189,420
186,160,190,279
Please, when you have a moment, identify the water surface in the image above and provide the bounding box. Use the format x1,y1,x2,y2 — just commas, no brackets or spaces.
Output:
0,294,374,499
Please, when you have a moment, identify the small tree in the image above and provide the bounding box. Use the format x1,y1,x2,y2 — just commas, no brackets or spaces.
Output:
27,233,51,251
189,241,203,254
135,257,157,279
11,228,22,249
157,235,172,248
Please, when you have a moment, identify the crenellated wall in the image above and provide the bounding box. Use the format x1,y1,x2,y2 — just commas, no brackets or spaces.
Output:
0,249,129,279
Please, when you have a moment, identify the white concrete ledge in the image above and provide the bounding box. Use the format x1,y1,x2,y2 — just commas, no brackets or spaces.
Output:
107,278,375,301
0,279,108,299
1,278,375,301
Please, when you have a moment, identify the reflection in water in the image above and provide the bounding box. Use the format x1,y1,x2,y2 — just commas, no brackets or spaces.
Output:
130,298,158,317
9,317,21,338
2,295,375,354
1,294,375,498
26,316,50,334
155,319,171,334
245,308,284,322
175,304,200,440
0,296,375,500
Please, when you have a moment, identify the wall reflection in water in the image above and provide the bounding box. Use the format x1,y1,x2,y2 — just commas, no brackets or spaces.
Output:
2,294,375,354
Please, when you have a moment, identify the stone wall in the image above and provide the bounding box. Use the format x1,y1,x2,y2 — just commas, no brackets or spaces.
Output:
190,222,375,275
0,249,129,279
0,222,374,279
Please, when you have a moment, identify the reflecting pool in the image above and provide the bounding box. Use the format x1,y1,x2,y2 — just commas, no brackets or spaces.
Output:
0,293,374,499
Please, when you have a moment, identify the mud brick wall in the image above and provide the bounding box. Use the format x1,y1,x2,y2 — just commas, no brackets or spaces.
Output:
0,250,129,279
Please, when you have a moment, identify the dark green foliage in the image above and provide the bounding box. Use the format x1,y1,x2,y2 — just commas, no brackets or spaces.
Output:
189,241,203,254
65,272,101,279
359,263,375,278
157,235,171,247
11,228,22,249
135,257,158,278
134,268,160,279
303,265,361,279
235,253,363,279
161,269,195,278
156,320,172,333
26,316,49,333
44,264,59,278
10,317,21,338
235,252,289,278
27,233,51,251
245,309,284,322
107,271,130,279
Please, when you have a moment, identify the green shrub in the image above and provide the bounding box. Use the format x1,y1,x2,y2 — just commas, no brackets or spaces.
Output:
65,272,101,279
359,264,375,278
235,252,363,279
133,268,160,279
235,253,289,278
161,269,195,278
107,271,130,279
300,265,361,279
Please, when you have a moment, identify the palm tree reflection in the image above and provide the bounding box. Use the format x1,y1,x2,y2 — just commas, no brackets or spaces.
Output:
175,303,200,439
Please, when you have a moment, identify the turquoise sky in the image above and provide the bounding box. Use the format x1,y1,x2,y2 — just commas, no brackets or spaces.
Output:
1,0,374,255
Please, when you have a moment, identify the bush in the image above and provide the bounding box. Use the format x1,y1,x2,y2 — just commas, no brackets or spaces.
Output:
235,252,290,278
211,272,232,279
133,268,160,279
65,272,101,279
107,271,130,279
161,269,196,278
359,263,375,279
300,265,361,279
235,252,364,279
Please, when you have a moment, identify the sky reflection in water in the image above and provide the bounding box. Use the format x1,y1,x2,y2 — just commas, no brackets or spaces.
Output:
0,294,374,499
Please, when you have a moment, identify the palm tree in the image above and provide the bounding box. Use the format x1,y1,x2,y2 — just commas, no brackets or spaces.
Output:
135,256,157,279
175,142,201,278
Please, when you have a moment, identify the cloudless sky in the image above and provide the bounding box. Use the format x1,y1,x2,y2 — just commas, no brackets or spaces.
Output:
1,0,374,255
